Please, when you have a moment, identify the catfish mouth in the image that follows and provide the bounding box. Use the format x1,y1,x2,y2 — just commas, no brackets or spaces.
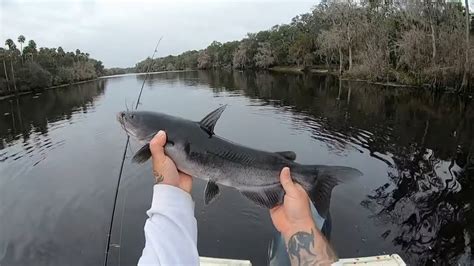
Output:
117,111,139,138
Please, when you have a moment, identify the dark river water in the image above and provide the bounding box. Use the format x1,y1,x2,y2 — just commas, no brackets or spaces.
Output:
0,71,473,266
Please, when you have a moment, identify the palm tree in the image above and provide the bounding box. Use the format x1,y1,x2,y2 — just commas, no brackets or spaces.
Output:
8,52,17,93
0,48,11,91
3,40,17,92
24,40,37,62
28,40,36,48
5,39,16,51
18,35,25,64
461,0,470,92
58,46,65,56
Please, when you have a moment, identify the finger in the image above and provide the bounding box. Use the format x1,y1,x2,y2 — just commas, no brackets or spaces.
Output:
279,167,298,196
150,130,166,167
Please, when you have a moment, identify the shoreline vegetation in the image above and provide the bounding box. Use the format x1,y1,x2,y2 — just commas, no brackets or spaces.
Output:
131,0,473,93
0,35,106,98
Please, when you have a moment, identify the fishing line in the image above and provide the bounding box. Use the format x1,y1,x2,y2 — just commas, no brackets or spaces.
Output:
103,37,163,266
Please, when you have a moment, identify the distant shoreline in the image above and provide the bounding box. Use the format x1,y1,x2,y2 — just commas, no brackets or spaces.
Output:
0,78,100,101
0,70,195,101
1,69,469,101
98,69,193,79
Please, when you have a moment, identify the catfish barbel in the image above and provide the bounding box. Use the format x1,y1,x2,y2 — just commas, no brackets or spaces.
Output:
117,105,362,217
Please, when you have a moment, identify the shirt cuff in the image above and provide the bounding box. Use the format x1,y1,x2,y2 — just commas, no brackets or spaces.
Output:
147,184,195,217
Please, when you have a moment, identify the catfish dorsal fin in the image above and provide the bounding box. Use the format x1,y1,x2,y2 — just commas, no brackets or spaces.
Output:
199,105,227,135
275,151,296,161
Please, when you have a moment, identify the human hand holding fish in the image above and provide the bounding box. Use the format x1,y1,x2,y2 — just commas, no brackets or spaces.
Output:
149,130,192,194
269,167,314,237
270,167,338,265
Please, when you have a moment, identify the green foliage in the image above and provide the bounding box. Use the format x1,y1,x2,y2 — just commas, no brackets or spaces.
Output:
254,42,275,69
133,0,473,89
135,50,200,72
55,66,75,84
17,62,52,90
0,36,105,95
104,67,135,76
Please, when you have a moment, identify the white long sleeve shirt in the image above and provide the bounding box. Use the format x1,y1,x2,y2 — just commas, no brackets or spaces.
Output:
138,185,199,266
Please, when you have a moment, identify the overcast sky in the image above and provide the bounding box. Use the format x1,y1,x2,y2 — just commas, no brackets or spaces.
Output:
0,0,316,67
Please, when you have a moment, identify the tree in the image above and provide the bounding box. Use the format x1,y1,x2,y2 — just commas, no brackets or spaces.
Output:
461,0,470,91
254,42,275,69
206,41,222,68
233,42,250,69
9,53,18,92
319,28,345,74
27,40,36,51
197,51,212,69
233,37,258,69
288,34,314,67
58,46,65,56
319,1,365,72
23,40,37,62
3,39,19,92
18,62,52,89
5,39,17,51
0,48,11,91
219,41,239,68
18,35,25,64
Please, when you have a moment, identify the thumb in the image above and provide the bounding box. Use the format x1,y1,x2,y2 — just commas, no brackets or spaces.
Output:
150,130,167,166
280,167,297,196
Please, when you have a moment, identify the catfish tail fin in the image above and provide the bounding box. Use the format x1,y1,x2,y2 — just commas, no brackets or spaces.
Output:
300,165,362,219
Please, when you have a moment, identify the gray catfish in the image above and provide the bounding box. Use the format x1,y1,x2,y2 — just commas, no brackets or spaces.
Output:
117,105,362,217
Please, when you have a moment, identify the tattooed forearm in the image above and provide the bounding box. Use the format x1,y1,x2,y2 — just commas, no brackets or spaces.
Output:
286,228,337,266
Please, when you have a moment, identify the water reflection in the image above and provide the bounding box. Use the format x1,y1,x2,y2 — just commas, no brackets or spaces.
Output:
0,81,106,144
0,80,106,164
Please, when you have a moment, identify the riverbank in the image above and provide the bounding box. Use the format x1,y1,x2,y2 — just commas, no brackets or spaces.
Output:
269,66,330,74
0,78,100,101
0,70,197,101
269,66,466,91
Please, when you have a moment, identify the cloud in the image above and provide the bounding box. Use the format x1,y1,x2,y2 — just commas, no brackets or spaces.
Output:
0,0,316,67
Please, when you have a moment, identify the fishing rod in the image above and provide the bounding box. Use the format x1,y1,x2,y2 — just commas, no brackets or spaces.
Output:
103,37,163,266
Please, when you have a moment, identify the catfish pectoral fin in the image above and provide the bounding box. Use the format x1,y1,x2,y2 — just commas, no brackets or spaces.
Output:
204,180,220,205
132,143,152,163
239,186,284,209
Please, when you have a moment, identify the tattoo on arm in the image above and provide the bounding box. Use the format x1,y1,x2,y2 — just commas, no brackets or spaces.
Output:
153,170,164,184
288,229,316,265
287,229,336,266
